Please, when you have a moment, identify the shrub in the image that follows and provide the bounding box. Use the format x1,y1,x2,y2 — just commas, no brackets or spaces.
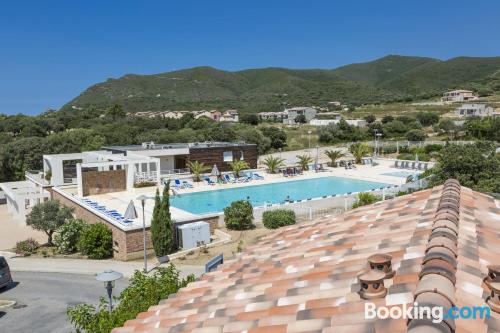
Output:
424,144,443,154
397,153,414,160
78,223,113,259
15,238,40,256
352,192,380,208
54,219,88,254
133,181,157,188
224,200,254,230
67,265,195,333
405,129,426,141
262,209,296,229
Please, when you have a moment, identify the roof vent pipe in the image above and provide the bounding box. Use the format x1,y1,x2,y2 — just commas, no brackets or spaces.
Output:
483,265,500,291
358,270,387,299
486,282,500,314
368,253,395,279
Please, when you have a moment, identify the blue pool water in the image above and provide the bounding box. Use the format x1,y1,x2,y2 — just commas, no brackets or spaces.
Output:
170,176,390,214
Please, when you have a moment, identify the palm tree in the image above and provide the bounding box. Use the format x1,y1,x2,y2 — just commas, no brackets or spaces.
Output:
296,154,313,170
349,143,371,164
187,160,210,182
262,156,285,174
324,149,345,167
228,160,250,178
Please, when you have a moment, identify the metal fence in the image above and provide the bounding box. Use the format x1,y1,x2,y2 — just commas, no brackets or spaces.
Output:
253,177,431,223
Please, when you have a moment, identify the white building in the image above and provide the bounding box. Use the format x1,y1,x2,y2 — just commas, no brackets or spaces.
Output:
258,111,287,122
283,107,317,125
220,110,239,122
454,103,494,118
309,118,367,127
442,90,477,103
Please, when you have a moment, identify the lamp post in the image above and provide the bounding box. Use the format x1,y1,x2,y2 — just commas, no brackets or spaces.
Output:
374,130,382,157
307,130,312,150
315,145,319,173
96,270,123,312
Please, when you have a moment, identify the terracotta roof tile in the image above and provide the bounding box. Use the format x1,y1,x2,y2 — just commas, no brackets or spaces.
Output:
112,182,500,333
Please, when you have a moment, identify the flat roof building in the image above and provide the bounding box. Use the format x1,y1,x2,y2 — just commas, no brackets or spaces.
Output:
454,103,494,117
0,141,257,259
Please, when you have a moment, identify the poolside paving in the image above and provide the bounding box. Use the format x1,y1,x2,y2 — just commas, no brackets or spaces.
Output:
77,159,409,227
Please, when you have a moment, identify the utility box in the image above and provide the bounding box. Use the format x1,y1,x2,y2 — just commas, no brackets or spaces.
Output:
176,221,211,250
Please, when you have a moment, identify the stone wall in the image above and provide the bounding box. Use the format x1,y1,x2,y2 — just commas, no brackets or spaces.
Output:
82,169,126,196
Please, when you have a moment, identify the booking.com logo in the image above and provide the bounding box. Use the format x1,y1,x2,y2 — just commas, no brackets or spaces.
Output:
365,302,491,323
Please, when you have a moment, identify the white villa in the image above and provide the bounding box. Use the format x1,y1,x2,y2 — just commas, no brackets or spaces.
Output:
454,103,494,118
258,107,317,124
441,89,478,103
310,118,367,127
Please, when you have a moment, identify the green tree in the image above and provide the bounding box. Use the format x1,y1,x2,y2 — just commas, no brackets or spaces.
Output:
349,143,371,164
187,160,210,182
364,114,376,124
67,265,195,333
106,104,126,120
151,181,174,257
428,142,500,193
261,127,287,149
416,112,439,127
228,160,250,178
381,115,394,124
26,200,74,245
224,200,254,230
262,156,285,173
296,154,313,170
406,129,426,141
324,149,345,167
240,113,260,125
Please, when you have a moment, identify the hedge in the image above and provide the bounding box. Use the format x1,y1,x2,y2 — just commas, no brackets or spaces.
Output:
262,209,296,229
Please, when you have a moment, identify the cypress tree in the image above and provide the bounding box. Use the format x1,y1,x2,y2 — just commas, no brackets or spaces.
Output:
150,181,174,257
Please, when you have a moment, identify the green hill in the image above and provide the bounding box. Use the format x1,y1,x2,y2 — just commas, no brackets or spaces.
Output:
62,55,500,113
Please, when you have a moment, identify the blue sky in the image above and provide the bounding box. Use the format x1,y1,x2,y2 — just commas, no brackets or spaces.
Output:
1,0,499,115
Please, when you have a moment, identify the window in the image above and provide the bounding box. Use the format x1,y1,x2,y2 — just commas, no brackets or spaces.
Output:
223,151,233,162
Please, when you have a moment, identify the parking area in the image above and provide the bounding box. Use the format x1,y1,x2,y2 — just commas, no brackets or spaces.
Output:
0,271,128,333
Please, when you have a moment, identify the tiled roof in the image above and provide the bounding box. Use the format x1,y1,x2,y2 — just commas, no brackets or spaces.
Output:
113,180,500,333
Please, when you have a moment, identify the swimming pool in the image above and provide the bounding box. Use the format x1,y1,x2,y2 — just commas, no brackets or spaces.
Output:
170,176,390,214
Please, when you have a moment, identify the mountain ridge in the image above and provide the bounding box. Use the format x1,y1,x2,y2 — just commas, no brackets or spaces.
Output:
62,55,500,113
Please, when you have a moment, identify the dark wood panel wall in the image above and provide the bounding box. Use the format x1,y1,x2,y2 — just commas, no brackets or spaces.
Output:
188,145,258,172
82,169,126,196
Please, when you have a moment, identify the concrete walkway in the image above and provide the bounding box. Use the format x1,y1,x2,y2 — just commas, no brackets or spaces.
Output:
0,205,46,251
1,253,204,278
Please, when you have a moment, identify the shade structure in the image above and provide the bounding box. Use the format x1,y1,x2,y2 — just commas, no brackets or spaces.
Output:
211,164,220,176
124,200,138,220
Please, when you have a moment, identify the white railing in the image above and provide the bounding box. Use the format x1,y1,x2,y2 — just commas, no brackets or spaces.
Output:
253,177,431,222
160,168,190,177
134,171,158,183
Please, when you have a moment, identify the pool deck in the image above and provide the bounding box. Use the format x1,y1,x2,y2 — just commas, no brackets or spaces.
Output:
68,158,411,229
